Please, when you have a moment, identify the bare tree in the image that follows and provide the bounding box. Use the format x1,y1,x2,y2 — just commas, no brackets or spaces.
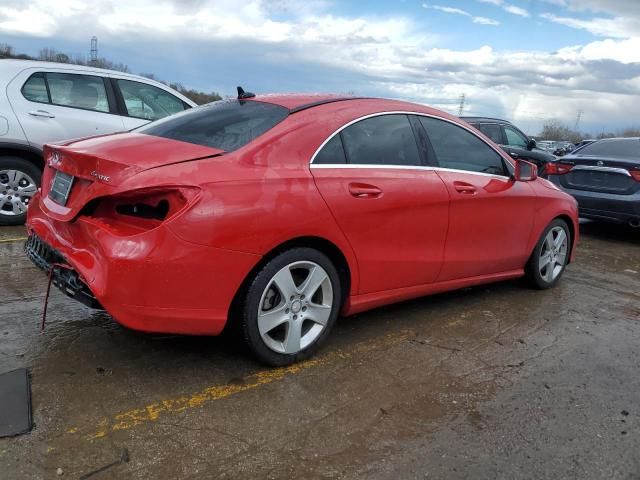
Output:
0,44,14,57
538,120,582,143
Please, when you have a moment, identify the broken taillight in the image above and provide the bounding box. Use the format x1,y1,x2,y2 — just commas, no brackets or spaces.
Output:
81,187,200,235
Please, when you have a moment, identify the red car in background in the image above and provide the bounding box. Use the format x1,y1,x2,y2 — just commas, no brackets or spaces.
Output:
25,91,579,365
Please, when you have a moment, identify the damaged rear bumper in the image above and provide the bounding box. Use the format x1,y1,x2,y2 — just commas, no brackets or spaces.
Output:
24,234,101,309
25,194,262,335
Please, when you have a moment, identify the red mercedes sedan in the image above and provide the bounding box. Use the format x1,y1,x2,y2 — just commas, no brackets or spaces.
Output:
26,91,579,365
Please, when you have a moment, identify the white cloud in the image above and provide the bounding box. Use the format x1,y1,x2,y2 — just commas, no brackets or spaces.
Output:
0,4,58,36
558,37,640,63
554,0,640,17
503,5,530,17
473,16,500,25
425,5,471,16
541,11,640,38
475,0,530,17
423,3,500,26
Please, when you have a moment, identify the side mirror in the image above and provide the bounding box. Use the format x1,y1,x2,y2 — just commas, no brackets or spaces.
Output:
514,159,537,182
527,138,536,151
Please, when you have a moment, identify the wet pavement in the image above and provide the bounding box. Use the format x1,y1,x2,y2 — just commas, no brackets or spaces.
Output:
0,222,639,479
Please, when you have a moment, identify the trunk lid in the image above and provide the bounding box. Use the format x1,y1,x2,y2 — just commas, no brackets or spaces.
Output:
39,132,224,221
46,132,224,187
556,155,640,195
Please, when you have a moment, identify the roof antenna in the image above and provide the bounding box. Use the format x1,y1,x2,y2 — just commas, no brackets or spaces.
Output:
237,86,255,99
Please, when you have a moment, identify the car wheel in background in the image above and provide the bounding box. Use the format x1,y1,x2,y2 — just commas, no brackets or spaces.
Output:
0,156,40,226
526,218,571,289
241,247,342,366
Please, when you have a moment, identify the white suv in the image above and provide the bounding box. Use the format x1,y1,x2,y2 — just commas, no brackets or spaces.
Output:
0,60,197,225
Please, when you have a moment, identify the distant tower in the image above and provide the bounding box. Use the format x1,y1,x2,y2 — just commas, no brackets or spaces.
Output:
575,109,583,130
90,36,98,65
457,93,466,116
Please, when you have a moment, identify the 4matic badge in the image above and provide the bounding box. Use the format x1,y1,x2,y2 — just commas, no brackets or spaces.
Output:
90,171,111,182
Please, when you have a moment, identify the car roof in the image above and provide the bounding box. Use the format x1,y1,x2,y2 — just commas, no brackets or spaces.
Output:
459,116,513,125
594,137,640,142
249,94,462,121
0,59,197,106
1,59,146,79
248,94,359,111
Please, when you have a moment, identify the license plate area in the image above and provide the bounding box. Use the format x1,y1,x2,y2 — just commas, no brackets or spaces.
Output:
49,171,74,206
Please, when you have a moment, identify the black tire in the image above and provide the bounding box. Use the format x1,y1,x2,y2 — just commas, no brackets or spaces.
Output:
525,218,571,290
0,156,41,226
241,247,342,366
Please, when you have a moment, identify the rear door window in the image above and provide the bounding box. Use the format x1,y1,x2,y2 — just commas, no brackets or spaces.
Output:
137,99,289,152
477,123,503,144
21,72,110,113
47,73,110,113
419,117,507,176
314,135,347,165
21,73,49,103
340,114,422,166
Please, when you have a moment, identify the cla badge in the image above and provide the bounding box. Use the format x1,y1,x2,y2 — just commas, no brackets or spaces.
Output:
597,160,604,166
90,171,111,182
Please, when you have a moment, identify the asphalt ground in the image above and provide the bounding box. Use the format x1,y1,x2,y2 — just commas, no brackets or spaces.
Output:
0,221,639,479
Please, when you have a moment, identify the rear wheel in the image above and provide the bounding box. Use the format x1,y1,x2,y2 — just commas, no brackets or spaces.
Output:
241,247,341,366
0,156,40,226
526,218,571,289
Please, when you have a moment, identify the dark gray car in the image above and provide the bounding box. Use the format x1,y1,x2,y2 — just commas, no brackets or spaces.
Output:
462,116,556,175
546,137,640,227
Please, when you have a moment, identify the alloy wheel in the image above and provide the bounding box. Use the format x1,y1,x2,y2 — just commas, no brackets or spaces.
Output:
257,261,334,355
0,169,38,217
538,226,568,283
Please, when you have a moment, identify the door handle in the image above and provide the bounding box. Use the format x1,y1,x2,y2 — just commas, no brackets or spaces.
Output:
29,110,55,118
453,182,477,194
348,183,383,198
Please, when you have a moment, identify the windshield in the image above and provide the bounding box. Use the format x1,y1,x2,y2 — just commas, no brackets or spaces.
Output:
577,138,640,158
137,99,289,152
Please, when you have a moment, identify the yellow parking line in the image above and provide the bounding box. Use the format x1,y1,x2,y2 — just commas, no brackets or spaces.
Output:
70,330,412,441
0,236,27,243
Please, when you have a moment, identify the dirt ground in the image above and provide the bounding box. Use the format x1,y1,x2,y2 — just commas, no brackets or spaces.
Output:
0,221,639,479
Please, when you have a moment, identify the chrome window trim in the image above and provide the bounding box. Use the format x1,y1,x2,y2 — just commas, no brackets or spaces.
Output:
310,163,509,180
311,164,435,171
571,165,632,177
308,110,514,179
436,166,511,179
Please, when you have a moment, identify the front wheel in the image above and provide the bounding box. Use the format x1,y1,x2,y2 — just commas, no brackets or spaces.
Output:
0,156,41,226
241,247,342,366
526,218,571,289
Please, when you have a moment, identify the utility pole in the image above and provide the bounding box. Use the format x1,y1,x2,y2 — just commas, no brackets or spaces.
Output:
457,93,466,116
90,36,98,65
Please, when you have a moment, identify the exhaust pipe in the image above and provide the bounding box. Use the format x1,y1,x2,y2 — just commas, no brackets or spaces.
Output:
629,218,640,228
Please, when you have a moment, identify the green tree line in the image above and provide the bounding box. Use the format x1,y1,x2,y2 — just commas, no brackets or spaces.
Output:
0,43,221,105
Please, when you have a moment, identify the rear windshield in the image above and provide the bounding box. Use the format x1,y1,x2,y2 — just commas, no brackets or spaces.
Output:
577,139,640,158
137,99,289,152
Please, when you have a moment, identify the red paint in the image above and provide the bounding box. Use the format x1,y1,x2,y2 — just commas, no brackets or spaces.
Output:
27,96,579,335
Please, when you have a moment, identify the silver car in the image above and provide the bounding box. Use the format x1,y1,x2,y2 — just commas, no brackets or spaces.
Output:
0,60,197,225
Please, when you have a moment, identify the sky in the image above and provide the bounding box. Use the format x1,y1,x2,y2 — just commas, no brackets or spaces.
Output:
1,0,639,134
